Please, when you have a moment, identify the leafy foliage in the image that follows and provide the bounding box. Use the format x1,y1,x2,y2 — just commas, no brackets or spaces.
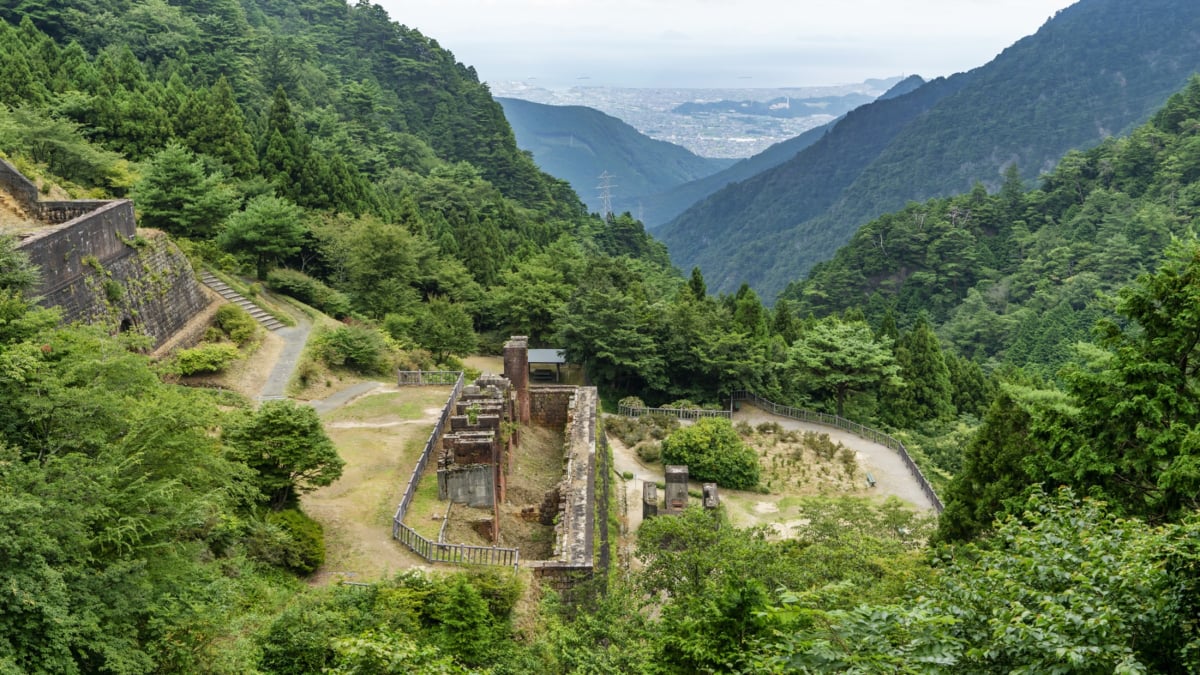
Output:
785,316,900,417
174,341,240,375
660,418,760,489
757,489,1197,673
266,268,352,319
214,303,259,346
311,324,391,375
224,399,344,510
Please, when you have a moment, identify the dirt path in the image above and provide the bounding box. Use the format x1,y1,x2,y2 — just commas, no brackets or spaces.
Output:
733,404,935,511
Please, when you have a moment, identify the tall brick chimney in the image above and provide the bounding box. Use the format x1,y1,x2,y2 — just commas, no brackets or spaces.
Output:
502,336,530,424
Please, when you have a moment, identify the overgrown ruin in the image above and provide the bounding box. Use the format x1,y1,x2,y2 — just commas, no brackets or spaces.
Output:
1,158,212,349
395,337,604,591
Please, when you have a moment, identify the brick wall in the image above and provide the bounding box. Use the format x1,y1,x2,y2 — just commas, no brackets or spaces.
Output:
531,385,575,426
30,229,210,348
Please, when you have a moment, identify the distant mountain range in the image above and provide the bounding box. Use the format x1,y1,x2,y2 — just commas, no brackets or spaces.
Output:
658,0,1200,299
638,75,927,228
497,97,733,215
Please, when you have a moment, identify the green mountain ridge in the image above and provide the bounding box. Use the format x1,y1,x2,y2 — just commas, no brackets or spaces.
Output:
496,96,733,215
636,75,928,230
661,0,1200,299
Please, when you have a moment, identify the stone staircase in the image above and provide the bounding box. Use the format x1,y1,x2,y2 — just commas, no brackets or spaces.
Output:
199,271,286,331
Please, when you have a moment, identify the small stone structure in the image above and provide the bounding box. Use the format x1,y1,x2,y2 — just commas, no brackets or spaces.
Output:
643,482,659,520
2,158,212,348
663,465,690,515
702,483,720,510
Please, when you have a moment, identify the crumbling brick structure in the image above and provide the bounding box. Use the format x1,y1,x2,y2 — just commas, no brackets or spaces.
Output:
437,374,517,540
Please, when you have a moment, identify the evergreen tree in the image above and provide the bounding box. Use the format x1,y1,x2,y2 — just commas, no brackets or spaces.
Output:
688,266,707,300
134,143,238,238
771,297,799,344
180,76,258,177
219,194,306,279
885,314,955,428
786,317,900,418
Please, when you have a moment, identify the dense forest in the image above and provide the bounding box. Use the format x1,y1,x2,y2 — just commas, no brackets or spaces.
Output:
2,0,1200,673
660,0,1200,298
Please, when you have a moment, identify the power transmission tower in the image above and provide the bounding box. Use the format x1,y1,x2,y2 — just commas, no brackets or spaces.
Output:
597,171,617,217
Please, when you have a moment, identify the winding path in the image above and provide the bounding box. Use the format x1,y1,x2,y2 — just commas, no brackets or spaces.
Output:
732,403,935,511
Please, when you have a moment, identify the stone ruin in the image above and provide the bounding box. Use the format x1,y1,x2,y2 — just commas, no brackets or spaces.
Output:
437,374,516,540
642,466,719,519
431,336,602,593
0,157,211,349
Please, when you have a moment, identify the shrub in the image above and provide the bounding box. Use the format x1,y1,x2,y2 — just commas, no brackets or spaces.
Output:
313,324,390,374
175,342,241,375
267,268,352,319
214,303,259,345
618,396,645,410
267,508,325,575
637,443,661,463
660,417,760,490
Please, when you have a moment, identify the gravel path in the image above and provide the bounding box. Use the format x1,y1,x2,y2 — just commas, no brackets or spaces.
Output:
257,316,312,401
308,381,383,416
733,404,935,511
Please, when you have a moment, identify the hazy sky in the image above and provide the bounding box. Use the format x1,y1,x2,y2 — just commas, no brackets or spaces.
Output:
376,0,1080,89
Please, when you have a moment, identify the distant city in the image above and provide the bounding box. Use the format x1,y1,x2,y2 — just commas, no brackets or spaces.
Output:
490,78,902,158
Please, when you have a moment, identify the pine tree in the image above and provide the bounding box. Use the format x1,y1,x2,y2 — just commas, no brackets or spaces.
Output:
182,76,258,177
135,143,238,238
688,266,707,300
885,314,954,428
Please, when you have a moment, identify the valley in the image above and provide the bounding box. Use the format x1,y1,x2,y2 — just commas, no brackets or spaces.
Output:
3,0,1200,672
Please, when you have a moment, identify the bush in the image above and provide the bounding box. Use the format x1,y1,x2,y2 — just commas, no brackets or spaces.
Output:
270,504,326,571
618,396,645,410
637,443,661,463
606,414,679,448
215,303,259,345
313,324,390,374
267,268,352,319
661,418,760,490
175,342,241,375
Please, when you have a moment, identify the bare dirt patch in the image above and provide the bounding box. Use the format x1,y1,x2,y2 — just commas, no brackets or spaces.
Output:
302,386,453,584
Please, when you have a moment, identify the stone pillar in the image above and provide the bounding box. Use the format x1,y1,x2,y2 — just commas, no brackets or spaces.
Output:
663,465,689,515
702,483,720,510
503,336,530,424
642,482,659,520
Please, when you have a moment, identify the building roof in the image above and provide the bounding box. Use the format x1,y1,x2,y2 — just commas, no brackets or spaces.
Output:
528,348,566,365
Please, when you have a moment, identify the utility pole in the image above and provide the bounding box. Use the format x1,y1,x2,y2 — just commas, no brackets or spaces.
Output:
597,171,616,217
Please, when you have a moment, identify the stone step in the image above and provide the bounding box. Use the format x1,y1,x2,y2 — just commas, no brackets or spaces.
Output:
198,271,286,332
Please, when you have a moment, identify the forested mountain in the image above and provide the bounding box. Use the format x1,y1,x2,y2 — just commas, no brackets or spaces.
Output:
497,97,733,215
783,77,1200,377
638,76,926,228
0,0,670,335
661,0,1200,298
5,1,1200,672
